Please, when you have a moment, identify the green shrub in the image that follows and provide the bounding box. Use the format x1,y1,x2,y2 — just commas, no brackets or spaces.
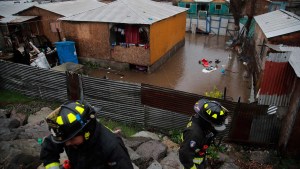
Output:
205,86,223,99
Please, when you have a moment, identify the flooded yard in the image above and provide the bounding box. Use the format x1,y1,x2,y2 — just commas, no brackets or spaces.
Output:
86,33,252,103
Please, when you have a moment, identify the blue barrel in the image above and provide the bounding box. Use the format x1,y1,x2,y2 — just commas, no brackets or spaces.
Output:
55,41,78,64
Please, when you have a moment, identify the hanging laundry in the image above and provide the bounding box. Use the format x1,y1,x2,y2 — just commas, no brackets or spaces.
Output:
125,25,139,44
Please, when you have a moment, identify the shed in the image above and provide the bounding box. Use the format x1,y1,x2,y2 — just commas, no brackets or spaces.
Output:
16,0,106,43
60,0,187,72
277,48,300,156
0,2,38,50
253,10,300,94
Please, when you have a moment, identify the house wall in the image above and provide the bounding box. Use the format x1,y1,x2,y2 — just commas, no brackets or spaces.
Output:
111,45,150,66
61,21,110,60
254,0,270,15
18,7,62,43
208,2,229,15
279,77,300,156
149,12,186,65
253,23,268,71
269,31,300,46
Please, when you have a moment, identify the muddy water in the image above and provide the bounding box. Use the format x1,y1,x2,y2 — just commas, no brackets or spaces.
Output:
86,33,251,103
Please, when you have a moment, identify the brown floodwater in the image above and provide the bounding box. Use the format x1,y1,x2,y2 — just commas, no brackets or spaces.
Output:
86,33,252,103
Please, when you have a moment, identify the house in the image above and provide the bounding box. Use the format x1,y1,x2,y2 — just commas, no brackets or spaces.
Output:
253,10,300,94
178,0,230,18
252,11,300,155
59,0,187,72
280,48,300,156
16,0,106,43
286,0,300,15
0,1,38,50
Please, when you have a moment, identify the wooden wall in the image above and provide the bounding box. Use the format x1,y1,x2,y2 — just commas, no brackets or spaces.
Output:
61,21,110,60
111,46,150,66
149,12,186,65
18,7,63,43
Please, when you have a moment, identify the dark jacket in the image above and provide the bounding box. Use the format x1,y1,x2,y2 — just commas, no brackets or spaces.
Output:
179,116,216,169
40,121,133,169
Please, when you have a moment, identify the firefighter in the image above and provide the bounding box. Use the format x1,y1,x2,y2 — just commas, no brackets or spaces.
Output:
40,100,134,169
179,99,229,169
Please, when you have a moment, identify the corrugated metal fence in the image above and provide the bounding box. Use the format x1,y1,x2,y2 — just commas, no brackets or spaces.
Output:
0,60,68,102
230,103,281,145
0,60,282,145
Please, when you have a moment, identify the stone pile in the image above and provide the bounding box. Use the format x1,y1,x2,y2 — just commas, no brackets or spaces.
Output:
0,107,183,169
0,107,274,169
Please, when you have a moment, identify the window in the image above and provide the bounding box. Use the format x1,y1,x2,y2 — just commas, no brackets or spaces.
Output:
215,4,221,10
110,24,149,46
50,22,61,32
200,4,206,11
186,4,190,8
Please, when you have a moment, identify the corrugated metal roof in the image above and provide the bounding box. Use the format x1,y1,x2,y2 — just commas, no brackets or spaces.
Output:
254,9,300,38
265,44,300,77
0,2,37,16
289,49,300,78
266,44,300,52
0,15,37,23
258,61,295,106
61,0,188,25
267,52,291,62
36,0,106,17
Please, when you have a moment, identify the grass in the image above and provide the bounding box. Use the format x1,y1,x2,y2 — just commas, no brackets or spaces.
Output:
0,89,61,114
0,89,34,104
0,89,181,141
98,118,142,138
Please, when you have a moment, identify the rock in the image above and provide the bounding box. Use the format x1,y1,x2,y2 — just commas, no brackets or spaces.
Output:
0,109,9,118
162,136,179,152
0,139,41,168
10,108,29,126
132,162,139,169
17,122,50,140
123,137,152,150
132,131,160,140
160,151,183,169
218,152,234,163
127,146,141,162
219,162,240,169
147,160,162,169
6,153,42,169
136,140,167,161
8,118,20,128
0,128,18,141
0,118,20,128
28,107,52,125
250,150,272,164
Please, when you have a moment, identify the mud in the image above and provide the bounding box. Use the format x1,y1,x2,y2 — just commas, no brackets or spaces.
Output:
86,33,251,103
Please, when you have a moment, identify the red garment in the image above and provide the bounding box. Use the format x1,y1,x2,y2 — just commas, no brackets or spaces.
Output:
201,59,209,67
125,25,139,44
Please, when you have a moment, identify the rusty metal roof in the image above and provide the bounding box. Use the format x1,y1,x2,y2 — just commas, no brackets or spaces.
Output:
60,0,187,25
258,61,296,106
254,9,300,38
36,0,106,17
